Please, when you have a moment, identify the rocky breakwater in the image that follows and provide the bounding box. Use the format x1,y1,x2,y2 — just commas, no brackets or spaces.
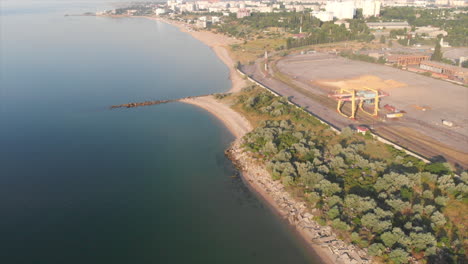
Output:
226,140,373,264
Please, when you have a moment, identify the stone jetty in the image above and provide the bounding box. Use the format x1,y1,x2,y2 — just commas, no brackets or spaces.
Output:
109,95,211,109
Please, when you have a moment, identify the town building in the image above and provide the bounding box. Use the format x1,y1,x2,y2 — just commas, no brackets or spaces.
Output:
311,11,334,22
237,8,251,18
450,0,467,6
361,0,381,17
211,16,220,23
155,8,167,15
326,0,356,20
435,0,449,5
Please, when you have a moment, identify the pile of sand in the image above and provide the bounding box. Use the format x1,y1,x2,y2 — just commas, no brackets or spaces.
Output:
316,75,407,91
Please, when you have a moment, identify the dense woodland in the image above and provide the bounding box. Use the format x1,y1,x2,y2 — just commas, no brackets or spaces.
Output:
213,12,374,47
286,20,374,49
212,7,467,47
229,87,467,264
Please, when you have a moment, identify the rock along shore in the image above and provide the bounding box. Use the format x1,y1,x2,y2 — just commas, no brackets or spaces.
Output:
227,140,373,264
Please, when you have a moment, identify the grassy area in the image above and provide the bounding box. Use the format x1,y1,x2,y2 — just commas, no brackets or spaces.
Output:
229,38,286,64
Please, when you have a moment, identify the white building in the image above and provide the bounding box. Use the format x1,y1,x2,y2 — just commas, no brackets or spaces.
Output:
435,0,449,5
361,0,381,17
180,3,197,12
211,16,220,23
450,0,467,6
155,8,167,15
326,1,356,20
257,6,274,13
413,0,429,7
312,11,334,22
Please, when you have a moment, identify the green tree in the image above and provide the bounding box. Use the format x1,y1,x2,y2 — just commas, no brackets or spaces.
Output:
381,231,399,247
388,248,409,264
361,213,392,233
410,232,436,252
368,243,385,256
430,211,447,227
380,35,386,44
462,60,468,68
431,41,443,62
327,206,340,219
344,194,376,217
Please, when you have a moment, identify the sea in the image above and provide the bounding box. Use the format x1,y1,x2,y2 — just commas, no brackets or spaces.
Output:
0,1,319,263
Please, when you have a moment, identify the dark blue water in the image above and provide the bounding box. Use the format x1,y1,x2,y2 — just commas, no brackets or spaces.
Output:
0,1,318,263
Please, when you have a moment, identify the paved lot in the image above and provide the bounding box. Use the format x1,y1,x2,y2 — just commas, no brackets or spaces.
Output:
243,53,468,168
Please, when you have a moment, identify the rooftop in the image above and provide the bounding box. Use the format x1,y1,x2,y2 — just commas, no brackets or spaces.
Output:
421,60,468,73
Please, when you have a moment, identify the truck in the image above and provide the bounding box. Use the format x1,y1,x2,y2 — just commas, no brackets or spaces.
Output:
386,112,404,119
442,120,453,127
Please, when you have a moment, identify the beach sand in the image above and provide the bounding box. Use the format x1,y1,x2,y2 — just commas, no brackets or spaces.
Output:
181,96,251,139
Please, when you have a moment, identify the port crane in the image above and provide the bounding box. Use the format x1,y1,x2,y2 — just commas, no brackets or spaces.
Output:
328,87,389,119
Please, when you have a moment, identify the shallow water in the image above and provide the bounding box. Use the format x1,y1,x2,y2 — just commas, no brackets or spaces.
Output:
0,1,319,263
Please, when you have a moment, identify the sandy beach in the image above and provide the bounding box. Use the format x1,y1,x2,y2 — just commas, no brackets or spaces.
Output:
145,16,246,93
181,96,252,139
146,16,371,264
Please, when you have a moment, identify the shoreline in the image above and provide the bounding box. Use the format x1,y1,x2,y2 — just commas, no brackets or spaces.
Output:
143,15,371,264
180,96,252,139
144,16,246,93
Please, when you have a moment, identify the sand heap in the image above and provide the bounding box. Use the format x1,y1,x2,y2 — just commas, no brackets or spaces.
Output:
316,75,407,91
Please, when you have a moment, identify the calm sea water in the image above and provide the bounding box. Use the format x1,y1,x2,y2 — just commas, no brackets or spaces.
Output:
0,1,318,263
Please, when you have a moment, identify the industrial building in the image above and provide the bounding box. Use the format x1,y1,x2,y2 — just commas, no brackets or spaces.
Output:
366,21,410,29
386,54,430,66
419,61,468,84
414,26,448,38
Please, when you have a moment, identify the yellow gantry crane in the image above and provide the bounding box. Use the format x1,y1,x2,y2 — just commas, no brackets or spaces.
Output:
329,86,388,120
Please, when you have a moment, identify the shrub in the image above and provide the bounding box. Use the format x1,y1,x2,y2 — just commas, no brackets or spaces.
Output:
368,243,385,256
388,248,409,264
332,219,349,231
